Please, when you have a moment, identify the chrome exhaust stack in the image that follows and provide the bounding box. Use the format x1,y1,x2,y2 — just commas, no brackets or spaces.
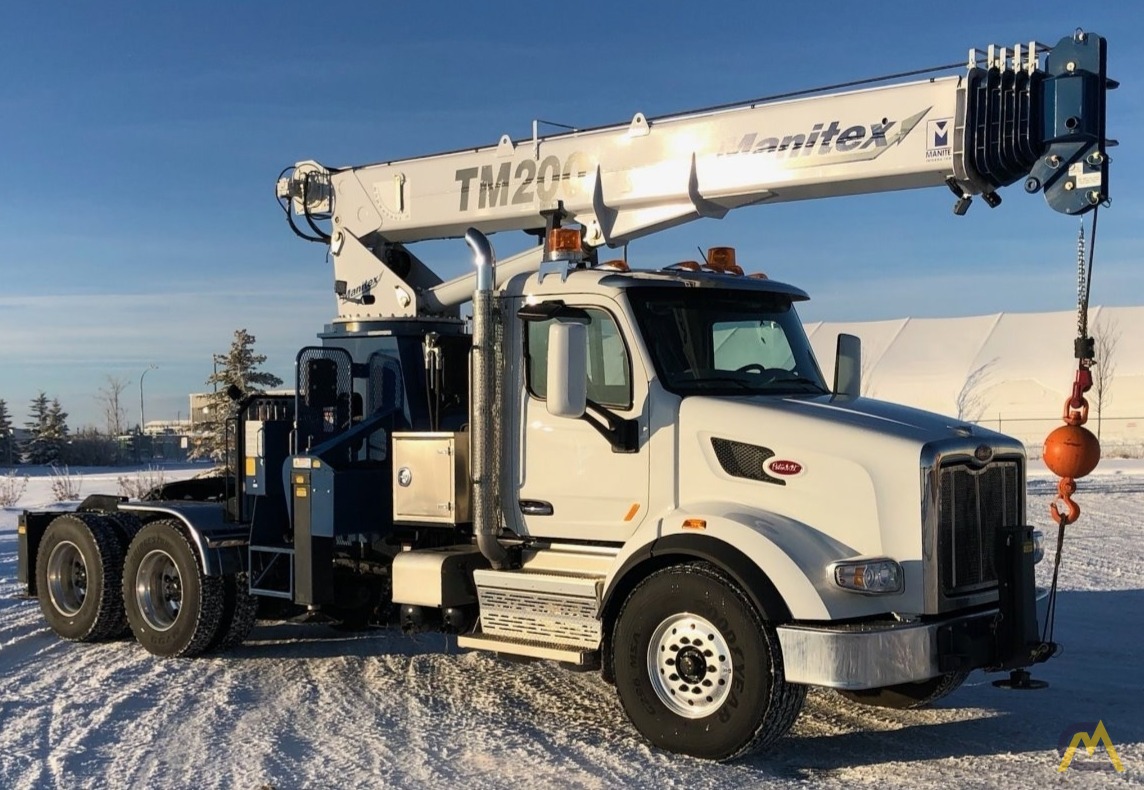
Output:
464,228,510,570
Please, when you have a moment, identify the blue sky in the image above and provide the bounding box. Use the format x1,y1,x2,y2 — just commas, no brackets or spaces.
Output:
1,1,1140,429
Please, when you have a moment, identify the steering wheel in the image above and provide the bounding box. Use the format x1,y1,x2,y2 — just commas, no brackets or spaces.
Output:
735,363,769,375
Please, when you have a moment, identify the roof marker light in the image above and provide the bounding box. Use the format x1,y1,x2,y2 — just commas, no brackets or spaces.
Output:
598,259,630,272
707,247,743,275
548,227,582,255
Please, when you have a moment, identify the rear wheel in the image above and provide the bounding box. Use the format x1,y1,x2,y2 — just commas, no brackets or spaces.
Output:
206,572,258,652
104,511,143,637
836,671,969,709
35,513,125,641
611,562,805,760
123,520,224,657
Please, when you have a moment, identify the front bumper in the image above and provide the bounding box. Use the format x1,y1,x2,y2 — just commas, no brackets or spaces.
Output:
776,588,1051,690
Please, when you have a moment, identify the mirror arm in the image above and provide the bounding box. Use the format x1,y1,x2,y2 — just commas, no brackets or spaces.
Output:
580,399,639,453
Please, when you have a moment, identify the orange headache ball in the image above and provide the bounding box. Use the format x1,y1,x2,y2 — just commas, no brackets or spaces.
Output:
1043,424,1101,479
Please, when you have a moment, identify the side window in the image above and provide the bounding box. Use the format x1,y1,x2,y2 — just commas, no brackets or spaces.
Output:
712,319,796,372
526,307,632,409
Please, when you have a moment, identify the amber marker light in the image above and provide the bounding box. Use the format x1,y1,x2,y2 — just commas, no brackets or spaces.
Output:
548,227,582,255
707,246,743,274
599,259,631,272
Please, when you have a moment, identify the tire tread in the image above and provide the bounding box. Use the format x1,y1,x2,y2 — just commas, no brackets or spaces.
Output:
123,520,225,658
103,511,143,637
35,512,126,643
612,561,805,761
688,562,807,759
207,572,258,653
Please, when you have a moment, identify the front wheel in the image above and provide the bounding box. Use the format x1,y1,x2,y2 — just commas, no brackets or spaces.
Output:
611,562,805,760
123,521,224,657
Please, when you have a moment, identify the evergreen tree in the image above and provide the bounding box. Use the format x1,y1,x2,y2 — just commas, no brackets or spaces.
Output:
47,398,70,442
0,398,13,466
192,329,283,462
23,392,59,464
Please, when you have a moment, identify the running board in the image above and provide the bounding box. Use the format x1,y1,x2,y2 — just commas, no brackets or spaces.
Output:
457,632,599,667
472,568,603,648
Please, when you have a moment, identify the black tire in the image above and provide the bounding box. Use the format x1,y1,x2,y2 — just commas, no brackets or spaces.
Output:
103,511,144,637
611,562,806,760
104,510,144,543
122,520,224,658
836,671,969,710
34,513,126,642
206,572,258,652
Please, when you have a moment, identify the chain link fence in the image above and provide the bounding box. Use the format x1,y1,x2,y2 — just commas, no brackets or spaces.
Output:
970,415,1144,458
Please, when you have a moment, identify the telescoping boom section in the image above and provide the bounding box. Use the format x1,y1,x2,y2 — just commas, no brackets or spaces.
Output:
278,31,1110,320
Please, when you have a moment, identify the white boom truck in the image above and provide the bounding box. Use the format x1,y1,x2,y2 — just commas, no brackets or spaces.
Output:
19,31,1112,760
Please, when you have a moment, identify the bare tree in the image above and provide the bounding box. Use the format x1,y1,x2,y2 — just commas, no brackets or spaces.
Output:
956,358,998,423
97,375,129,437
1091,315,1121,440
860,350,878,397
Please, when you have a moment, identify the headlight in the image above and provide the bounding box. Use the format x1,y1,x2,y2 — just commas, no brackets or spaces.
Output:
832,558,903,594
1032,530,1045,565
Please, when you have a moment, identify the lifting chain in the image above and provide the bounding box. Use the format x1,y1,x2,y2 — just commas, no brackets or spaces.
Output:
1044,216,1101,527
1039,214,1103,648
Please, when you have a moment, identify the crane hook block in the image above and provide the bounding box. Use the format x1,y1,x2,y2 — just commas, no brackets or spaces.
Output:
1043,422,1100,480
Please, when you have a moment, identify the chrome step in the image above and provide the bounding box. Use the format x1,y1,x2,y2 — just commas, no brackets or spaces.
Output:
472,569,603,649
457,632,599,666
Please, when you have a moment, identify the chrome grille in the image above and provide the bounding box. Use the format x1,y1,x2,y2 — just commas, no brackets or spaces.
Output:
938,459,1021,595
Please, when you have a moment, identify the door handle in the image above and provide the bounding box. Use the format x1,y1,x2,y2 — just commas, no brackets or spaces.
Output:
518,499,554,516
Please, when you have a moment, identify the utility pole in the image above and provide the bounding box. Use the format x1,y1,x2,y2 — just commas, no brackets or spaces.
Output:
139,363,158,435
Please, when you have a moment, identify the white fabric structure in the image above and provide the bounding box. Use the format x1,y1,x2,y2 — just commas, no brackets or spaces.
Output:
806,306,1144,449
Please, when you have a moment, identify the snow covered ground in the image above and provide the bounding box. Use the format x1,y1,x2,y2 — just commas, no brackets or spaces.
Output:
1,463,1141,789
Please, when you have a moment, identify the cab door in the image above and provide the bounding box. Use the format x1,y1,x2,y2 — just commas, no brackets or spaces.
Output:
514,298,649,542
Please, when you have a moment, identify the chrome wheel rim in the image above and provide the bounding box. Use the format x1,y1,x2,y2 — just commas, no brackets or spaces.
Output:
647,612,734,719
135,549,182,631
46,540,87,616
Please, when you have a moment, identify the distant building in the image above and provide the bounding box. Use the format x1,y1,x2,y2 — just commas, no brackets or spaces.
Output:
143,419,192,436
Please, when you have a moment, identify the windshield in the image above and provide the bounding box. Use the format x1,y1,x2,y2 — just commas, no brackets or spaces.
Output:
628,286,828,396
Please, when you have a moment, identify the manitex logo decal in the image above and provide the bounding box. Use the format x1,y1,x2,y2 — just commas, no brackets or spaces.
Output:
340,274,381,303
927,118,952,160
716,107,931,168
1057,721,1125,773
